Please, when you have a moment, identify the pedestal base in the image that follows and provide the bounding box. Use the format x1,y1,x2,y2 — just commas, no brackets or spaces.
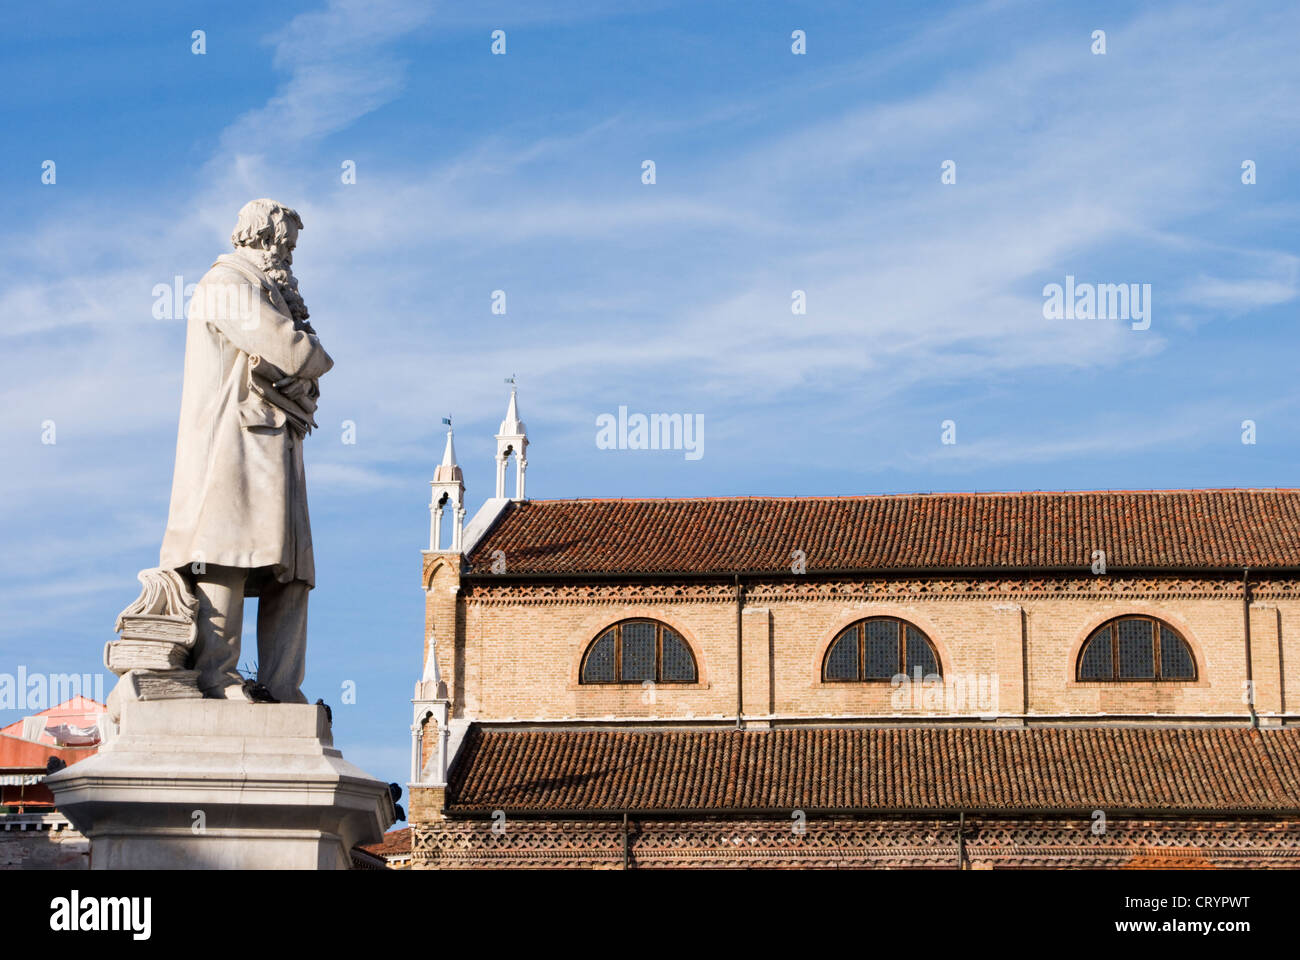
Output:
46,700,394,869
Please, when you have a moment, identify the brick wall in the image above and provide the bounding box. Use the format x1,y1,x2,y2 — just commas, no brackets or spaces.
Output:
427,573,1299,724
408,786,445,823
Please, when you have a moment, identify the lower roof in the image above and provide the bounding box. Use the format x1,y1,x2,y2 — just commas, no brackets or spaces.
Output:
444,725,1300,815
359,826,412,860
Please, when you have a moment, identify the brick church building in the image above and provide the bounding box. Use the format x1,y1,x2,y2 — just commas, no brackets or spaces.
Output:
404,388,1300,868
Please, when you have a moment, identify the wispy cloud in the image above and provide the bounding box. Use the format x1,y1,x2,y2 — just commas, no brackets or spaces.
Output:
218,0,435,153
1181,274,1299,311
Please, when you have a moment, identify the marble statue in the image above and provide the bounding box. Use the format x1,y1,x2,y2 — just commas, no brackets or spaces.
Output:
158,198,333,703
48,202,393,869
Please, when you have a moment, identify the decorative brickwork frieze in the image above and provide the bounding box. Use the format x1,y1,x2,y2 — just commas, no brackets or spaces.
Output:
410,816,1300,869
464,574,1300,606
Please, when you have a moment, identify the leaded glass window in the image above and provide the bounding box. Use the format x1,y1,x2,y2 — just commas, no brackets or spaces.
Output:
1076,616,1196,682
821,617,942,682
579,620,698,684
1160,626,1195,679
661,630,697,682
905,626,939,677
621,621,657,682
863,620,899,679
581,629,617,683
1117,618,1154,679
825,627,859,681
1079,627,1112,679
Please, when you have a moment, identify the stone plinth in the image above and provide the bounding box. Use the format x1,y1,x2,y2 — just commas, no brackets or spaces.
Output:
46,700,394,869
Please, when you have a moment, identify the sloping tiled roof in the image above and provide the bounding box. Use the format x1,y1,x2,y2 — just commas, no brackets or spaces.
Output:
360,826,412,859
444,726,1300,814
464,491,1300,576
0,696,106,747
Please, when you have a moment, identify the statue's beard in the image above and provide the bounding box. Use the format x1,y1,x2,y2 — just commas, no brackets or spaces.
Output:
245,245,309,325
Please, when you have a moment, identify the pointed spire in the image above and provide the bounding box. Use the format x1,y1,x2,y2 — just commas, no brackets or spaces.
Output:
499,384,526,436
440,425,456,466
434,421,462,483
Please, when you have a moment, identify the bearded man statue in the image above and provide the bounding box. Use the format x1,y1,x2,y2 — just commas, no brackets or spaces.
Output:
159,199,333,703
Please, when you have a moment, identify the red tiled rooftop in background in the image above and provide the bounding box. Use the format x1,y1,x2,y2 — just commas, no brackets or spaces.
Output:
0,696,106,747
0,697,105,771
465,490,1300,576
360,826,412,859
444,725,1300,814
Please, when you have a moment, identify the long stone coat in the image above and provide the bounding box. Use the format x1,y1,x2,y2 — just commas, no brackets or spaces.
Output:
159,250,333,589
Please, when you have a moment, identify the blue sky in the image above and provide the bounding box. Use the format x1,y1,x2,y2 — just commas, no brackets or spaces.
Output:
3,0,1299,810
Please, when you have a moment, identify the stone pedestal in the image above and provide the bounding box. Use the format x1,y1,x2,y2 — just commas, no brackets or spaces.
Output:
46,700,394,869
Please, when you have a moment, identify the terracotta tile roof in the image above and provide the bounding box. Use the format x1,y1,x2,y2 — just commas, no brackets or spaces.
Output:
359,826,412,859
0,696,106,748
444,726,1300,814
465,491,1300,576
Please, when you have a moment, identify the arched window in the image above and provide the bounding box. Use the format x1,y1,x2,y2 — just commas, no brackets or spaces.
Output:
581,619,697,684
822,617,941,682
1077,616,1196,681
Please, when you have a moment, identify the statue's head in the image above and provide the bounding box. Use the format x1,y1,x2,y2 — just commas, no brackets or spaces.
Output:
230,199,309,323
231,199,303,264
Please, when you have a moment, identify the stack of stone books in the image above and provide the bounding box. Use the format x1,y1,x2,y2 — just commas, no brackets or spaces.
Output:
105,568,203,719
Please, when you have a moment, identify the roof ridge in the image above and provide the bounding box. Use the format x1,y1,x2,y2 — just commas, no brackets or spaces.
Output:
520,488,1300,504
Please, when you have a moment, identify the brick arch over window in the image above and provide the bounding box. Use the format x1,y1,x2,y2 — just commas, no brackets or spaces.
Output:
1075,615,1197,682
822,616,942,682
580,619,698,685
